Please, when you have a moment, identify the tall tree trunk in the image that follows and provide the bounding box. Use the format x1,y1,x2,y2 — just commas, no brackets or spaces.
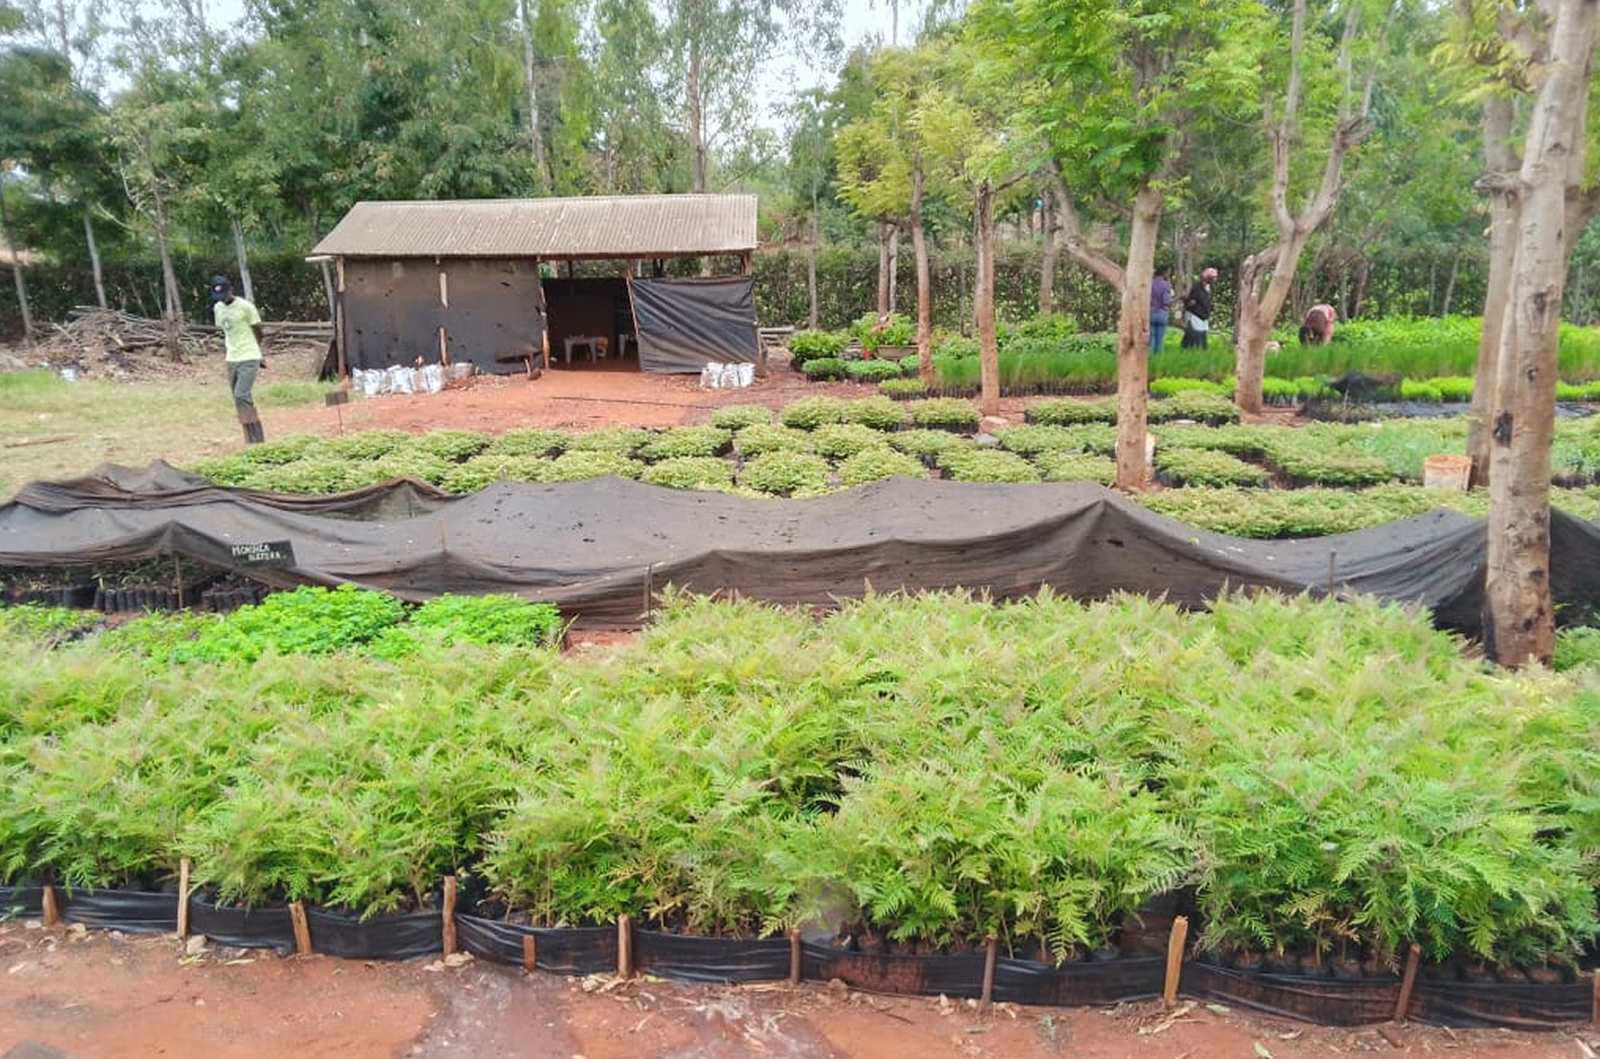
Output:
887,225,900,313
518,0,549,189
975,179,1000,416
1039,184,1057,315
308,205,336,326
1468,92,1518,488
83,203,107,308
232,216,254,304
911,157,932,384
1115,185,1163,492
0,190,34,343
1483,0,1600,668
807,189,820,330
687,25,707,193
876,220,894,315
153,184,183,358
1441,250,1460,316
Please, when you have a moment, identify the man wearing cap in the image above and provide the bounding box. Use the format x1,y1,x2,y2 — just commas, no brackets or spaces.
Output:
210,275,266,445
1181,267,1218,348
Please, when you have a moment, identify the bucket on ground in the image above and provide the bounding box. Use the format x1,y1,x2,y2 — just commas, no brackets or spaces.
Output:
1423,454,1473,491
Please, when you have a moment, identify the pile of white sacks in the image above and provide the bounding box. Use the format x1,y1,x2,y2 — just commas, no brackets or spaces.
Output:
699,362,755,388
352,362,473,397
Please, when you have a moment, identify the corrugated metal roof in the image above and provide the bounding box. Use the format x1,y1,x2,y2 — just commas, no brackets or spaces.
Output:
311,195,758,259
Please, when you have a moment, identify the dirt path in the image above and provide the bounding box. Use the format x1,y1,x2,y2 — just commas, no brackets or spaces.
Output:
0,923,1584,1059
267,360,914,439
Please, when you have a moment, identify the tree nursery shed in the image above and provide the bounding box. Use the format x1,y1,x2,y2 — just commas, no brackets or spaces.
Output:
310,194,761,377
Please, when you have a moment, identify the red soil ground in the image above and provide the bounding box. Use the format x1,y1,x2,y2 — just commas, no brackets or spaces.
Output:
1,922,1580,1059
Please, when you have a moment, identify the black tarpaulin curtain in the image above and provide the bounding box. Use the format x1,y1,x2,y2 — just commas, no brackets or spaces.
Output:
628,276,759,373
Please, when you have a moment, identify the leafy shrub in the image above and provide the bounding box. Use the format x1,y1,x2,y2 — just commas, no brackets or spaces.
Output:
1553,627,1600,671
1156,448,1269,488
851,312,914,351
999,312,1078,347
348,451,454,487
788,329,850,364
177,584,405,662
801,357,847,381
440,454,555,492
98,610,222,661
1149,391,1241,425
638,426,733,461
236,434,323,466
994,424,1085,457
1400,379,1443,402
839,396,906,430
932,334,980,359
542,451,644,481
1432,376,1475,402
325,430,413,461
1260,377,1301,405
416,430,493,462
0,603,98,647
565,427,649,455
738,451,833,496
780,395,852,429
889,429,973,460
837,448,930,486
811,423,893,459
244,459,358,495
710,405,773,430
734,423,816,456
486,429,568,458
377,594,564,653
641,456,737,491
1026,397,1117,425
844,359,907,382
906,398,981,431
1032,451,1117,485
879,377,928,398
186,454,255,485
936,447,1042,483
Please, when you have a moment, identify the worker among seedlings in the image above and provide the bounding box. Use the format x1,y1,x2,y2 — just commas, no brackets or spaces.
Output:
210,274,266,445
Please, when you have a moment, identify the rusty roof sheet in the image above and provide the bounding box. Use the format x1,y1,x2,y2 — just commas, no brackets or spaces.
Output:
310,195,758,259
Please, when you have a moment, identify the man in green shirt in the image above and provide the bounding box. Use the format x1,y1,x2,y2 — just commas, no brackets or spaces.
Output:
210,274,266,445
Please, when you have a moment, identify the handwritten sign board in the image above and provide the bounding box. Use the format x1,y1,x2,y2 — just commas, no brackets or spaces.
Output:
230,541,296,569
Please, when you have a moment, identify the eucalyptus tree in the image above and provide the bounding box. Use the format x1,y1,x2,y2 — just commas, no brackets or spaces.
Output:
785,90,832,328
974,0,1263,489
1230,0,1401,416
6,0,109,89
589,0,685,192
834,50,914,318
658,0,841,194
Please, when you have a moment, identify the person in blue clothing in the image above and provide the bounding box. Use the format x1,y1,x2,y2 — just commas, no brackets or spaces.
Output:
1149,265,1174,353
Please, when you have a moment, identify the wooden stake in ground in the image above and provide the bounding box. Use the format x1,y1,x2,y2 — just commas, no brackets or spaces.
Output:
177,858,191,939
289,901,313,956
441,875,457,956
617,914,633,978
1163,915,1189,1005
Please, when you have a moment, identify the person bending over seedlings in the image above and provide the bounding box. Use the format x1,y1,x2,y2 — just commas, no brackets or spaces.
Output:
1299,303,1337,345
210,274,266,445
